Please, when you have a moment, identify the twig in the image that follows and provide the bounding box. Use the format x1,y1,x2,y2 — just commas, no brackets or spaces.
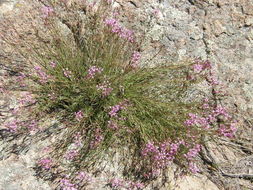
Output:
220,169,253,179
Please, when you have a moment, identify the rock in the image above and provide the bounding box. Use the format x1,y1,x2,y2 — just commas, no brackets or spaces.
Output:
245,16,253,26
212,20,226,36
0,154,51,190
0,0,17,17
174,175,219,190
242,3,253,15
1,0,253,189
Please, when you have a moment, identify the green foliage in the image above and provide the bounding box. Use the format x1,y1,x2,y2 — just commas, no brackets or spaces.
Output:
30,1,204,167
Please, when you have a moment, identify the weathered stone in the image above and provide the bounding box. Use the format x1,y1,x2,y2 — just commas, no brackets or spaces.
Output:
245,16,253,26
174,175,220,190
212,20,226,36
0,154,51,190
1,0,253,189
242,3,253,15
0,0,17,17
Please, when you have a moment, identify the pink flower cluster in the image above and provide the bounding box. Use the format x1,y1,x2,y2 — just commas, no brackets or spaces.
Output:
75,110,84,121
63,68,72,78
131,51,141,68
87,66,103,79
34,66,49,84
6,120,19,132
50,61,57,68
207,71,219,86
107,120,119,130
41,6,54,18
73,132,82,147
129,182,145,189
38,158,54,170
141,140,185,177
12,107,20,115
184,144,201,160
193,59,212,73
192,59,221,86
212,105,231,120
109,100,129,118
109,178,144,189
16,73,26,87
76,171,93,183
188,162,200,173
185,100,237,138
109,104,122,117
184,113,211,129
59,172,93,190
152,8,162,17
110,178,124,188
219,123,237,138
19,92,36,105
96,81,113,97
0,87,5,93
60,179,78,190
90,128,104,148
64,133,83,160
104,18,134,43
26,120,39,134
64,149,79,160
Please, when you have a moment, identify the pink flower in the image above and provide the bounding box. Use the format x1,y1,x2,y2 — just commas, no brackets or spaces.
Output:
109,100,129,117
104,18,135,43
193,59,212,73
41,6,54,18
60,179,78,190
73,132,82,147
96,81,113,97
110,178,124,188
193,64,203,73
26,120,39,133
63,68,72,78
76,172,92,182
90,128,104,148
130,51,141,68
207,71,219,85
107,120,119,130
16,73,26,87
34,66,49,84
218,123,237,138
189,162,200,173
184,113,210,129
152,8,162,18
75,111,84,121
64,149,79,160
0,87,5,93
129,181,145,189
38,158,53,170
184,144,201,160
105,18,117,27
141,140,185,176
202,103,209,109
19,92,36,105
87,66,103,79
6,120,19,132
119,28,134,42
50,61,57,68
213,105,231,119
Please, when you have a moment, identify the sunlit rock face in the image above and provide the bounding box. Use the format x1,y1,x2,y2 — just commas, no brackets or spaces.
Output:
0,0,253,189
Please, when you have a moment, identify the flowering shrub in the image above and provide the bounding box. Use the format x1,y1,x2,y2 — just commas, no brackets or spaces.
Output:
1,0,237,189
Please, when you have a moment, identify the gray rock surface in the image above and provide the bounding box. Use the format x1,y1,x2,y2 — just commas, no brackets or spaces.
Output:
1,0,253,189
